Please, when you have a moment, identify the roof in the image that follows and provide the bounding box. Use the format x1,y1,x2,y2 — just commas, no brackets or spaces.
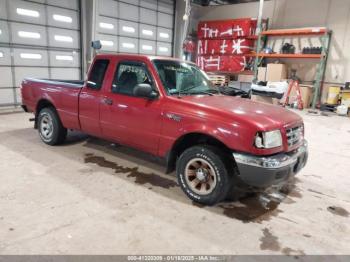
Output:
95,53,192,63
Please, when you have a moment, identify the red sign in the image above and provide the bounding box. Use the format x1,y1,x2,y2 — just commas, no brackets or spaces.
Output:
197,55,252,72
198,39,254,55
198,18,257,39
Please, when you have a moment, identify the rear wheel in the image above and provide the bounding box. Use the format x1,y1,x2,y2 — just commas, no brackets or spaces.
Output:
176,145,233,205
38,107,67,145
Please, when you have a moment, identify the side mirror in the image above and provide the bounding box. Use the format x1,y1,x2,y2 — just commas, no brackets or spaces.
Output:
133,84,158,99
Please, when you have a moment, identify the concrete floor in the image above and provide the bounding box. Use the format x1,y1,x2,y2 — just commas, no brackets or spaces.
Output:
0,110,349,255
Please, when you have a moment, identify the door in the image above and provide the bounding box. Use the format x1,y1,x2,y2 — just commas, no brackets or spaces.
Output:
100,60,162,155
79,58,110,136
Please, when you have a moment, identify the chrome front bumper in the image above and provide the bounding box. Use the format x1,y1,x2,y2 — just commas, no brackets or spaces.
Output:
232,140,308,188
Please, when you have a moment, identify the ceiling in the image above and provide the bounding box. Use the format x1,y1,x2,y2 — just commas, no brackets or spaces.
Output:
191,0,263,6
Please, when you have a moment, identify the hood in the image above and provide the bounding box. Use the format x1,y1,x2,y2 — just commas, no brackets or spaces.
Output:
180,95,302,130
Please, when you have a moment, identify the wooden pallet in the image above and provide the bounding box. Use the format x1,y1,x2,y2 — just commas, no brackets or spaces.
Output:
208,74,230,86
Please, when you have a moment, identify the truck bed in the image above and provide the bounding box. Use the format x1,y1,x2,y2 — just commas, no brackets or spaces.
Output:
25,78,84,88
21,78,84,130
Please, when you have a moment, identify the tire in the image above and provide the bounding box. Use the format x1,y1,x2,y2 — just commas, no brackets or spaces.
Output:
176,145,233,205
38,107,67,145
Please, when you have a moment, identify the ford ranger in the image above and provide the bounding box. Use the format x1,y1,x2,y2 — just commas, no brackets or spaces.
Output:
21,54,308,205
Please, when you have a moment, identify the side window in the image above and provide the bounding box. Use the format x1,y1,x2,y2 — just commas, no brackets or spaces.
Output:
87,59,109,90
112,62,153,96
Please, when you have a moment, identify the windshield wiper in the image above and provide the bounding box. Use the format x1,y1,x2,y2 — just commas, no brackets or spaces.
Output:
178,86,217,97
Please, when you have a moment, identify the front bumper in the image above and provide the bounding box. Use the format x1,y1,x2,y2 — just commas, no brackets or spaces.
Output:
232,140,308,188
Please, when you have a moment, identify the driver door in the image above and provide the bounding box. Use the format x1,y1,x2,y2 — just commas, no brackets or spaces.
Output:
100,60,163,155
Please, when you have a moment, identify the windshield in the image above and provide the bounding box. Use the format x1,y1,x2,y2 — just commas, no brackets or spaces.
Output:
153,60,217,95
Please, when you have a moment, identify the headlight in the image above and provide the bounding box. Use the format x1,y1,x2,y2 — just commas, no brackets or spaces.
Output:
255,130,282,149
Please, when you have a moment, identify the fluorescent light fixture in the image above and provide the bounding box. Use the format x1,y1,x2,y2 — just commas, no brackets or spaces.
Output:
159,32,169,39
16,8,39,17
18,31,41,39
100,40,114,46
20,53,42,59
142,29,153,36
54,35,73,42
56,55,73,61
0,29,2,35
0,52,3,58
158,46,169,52
99,22,114,30
53,14,72,23
142,45,153,51
122,26,135,33
122,43,135,49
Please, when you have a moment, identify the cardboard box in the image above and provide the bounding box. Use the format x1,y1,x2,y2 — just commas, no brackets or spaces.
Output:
258,67,267,81
251,94,273,104
266,64,287,82
238,74,254,83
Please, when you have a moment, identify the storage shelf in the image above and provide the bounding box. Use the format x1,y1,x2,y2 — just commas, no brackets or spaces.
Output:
246,35,258,40
247,53,323,59
261,28,328,36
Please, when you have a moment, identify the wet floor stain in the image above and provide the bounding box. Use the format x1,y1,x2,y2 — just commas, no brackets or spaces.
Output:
84,153,178,189
302,234,311,238
259,228,281,251
278,216,298,224
307,189,336,199
327,206,349,217
218,196,282,223
279,180,303,199
282,247,305,256
284,188,302,199
127,170,178,189
282,197,296,204
192,201,205,208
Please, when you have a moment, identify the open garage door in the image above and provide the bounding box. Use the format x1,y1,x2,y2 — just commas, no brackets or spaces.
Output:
0,0,81,108
95,0,175,57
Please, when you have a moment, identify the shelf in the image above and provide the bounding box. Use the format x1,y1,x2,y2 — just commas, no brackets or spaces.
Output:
246,35,258,40
247,53,323,59
261,28,328,36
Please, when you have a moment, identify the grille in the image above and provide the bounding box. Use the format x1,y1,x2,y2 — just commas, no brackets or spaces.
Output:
286,125,303,147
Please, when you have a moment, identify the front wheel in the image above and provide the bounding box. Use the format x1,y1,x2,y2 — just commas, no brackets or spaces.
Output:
38,107,67,145
176,145,233,205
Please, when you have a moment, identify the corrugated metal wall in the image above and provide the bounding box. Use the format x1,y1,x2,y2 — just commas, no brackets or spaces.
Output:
0,0,81,107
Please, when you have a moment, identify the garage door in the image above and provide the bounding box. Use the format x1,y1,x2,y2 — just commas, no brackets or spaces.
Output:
95,0,174,57
0,0,81,107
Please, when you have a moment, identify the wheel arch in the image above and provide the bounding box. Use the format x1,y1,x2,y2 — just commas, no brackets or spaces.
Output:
35,99,57,129
165,132,232,173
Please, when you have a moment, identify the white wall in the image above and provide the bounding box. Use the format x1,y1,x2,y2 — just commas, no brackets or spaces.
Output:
174,0,350,84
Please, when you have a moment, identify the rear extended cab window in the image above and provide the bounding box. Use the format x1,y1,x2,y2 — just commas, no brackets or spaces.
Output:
87,59,110,90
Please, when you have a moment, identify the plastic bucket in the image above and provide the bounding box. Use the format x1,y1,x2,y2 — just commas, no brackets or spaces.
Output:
327,86,341,104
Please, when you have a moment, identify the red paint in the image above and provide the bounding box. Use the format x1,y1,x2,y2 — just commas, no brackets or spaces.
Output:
197,55,252,72
198,39,254,56
196,18,256,73
21,54,304,158
197,18,257,39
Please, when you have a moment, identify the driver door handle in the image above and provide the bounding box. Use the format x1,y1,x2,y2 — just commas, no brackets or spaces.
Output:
102,97,113,105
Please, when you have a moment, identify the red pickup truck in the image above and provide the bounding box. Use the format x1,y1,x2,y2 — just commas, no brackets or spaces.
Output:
21,54,308,205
